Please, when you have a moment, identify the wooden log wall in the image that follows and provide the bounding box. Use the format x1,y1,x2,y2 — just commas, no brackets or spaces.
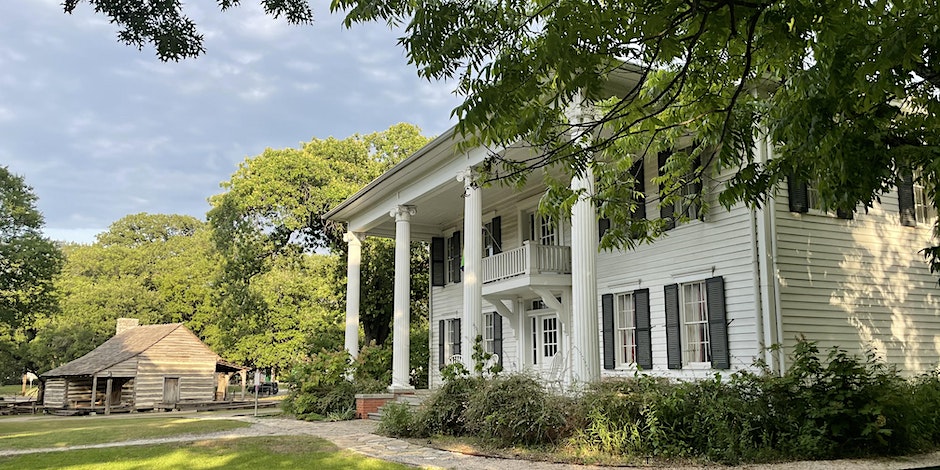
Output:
134,328,218,408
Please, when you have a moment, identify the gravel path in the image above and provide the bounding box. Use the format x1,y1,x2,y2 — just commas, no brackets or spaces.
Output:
4,413,940,469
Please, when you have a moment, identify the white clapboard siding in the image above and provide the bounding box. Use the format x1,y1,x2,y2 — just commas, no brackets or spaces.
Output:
596,160,761,380
775,182,940,374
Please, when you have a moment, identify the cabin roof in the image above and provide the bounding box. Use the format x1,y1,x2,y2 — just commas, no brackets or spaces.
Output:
41,323,218,378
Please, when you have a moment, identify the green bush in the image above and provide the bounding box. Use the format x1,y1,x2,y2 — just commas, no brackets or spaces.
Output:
572,340,940,463
378,402,423,437
282,348,387,421
418,374,481,436
464,373,569,446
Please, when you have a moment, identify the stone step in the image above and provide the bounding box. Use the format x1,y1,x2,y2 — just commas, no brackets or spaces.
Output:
368,389,432,421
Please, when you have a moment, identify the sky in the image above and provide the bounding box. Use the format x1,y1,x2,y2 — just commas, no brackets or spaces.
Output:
0,0,460,244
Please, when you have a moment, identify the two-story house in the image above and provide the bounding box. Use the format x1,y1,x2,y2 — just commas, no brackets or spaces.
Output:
326,111,940,392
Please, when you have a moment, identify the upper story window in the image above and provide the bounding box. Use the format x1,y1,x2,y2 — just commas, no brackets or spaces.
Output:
900,170,937,227
788,176,854,219
483,216,502,257
528,213,558,245
658,150,703,230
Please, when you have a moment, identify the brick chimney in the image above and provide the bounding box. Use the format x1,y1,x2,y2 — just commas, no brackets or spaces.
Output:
116,318,140,335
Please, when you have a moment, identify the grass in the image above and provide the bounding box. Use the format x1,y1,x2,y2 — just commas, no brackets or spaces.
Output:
0,385,33,396
0,435,411,469
0,416,249,450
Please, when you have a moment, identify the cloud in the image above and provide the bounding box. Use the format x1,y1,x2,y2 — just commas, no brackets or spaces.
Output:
0,0,462,244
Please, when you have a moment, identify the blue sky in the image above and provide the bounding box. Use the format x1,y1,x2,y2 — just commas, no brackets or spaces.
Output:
0,0,459,244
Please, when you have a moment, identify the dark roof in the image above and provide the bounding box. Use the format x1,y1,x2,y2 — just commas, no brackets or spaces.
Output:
41,323,210,378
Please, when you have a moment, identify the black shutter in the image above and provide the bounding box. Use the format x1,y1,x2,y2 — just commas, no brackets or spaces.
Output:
788,175,809,213
438,320,446,370
664,284,682,369
634,289,652,370
452,231,462,283
454,319,462,357
492,216,502,254
601,293,615,370
493,313,503,367
634,159,647,220
598,217,611,241
899,172,916,227
431,237,445,287
706,276,730,369
659,151,675,230
691,156,703,220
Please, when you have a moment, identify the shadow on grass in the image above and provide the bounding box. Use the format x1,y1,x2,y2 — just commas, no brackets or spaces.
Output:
0,436,409,470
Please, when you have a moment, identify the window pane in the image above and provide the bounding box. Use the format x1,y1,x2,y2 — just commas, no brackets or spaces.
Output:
615,292,637,366
681,281,710,363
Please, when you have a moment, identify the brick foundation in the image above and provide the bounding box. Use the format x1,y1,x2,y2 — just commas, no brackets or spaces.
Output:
354,393,395,419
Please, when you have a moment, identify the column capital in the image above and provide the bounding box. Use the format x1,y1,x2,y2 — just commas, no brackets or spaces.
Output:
456,168,478,190
389,205,416,221
343,231,366,244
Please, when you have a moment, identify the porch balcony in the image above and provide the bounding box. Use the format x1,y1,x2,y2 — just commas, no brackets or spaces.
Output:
481,241,572,296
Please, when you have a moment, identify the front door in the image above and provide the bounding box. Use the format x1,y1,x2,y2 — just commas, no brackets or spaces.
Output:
163,377,180,404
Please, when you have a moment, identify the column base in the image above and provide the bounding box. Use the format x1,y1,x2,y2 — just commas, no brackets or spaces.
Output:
387,384,415,393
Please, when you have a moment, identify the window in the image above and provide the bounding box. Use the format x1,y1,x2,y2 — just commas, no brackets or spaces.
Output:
438,318,462,368
788,176,853,219
483,217,502,257
599,159,646,240
446,231,461,283
483,313,495,354
664,277,729,370
681,281,710,364
542,316,559,358
658,150,702,230
529,213,558,245
602,289,651,370
901,170,936,226
616,292,637,366
914,177,935,222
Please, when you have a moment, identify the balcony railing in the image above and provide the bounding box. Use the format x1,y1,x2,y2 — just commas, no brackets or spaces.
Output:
482,241,572,284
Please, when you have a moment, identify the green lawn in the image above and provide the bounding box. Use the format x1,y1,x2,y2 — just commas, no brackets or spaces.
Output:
0,416,249,450
0,436,410,469
0,384,31,396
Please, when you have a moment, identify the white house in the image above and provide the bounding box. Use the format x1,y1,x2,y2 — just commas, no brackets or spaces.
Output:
325,104,940,392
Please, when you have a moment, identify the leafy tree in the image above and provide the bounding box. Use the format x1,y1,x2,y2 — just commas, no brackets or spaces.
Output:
61,0,313,61
72,1,940,267
332,0,939,249
0,166,63,330
207,123,431,361
29,214,219,372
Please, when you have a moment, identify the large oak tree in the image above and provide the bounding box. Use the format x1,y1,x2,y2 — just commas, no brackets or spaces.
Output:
66,0,940,267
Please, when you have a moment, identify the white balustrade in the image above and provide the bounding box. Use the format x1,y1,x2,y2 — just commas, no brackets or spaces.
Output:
482,241,572,284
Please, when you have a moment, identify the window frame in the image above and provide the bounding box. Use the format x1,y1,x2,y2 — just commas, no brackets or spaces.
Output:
614,292,638,368
679,280,711,366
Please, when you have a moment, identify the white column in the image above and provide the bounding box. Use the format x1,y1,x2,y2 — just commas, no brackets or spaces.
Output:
458,169,483,361
344,232,365,359
568,96,601,384
390,205,416,391
570,168,600,383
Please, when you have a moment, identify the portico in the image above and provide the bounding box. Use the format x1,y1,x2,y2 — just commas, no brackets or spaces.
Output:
325,112,604,390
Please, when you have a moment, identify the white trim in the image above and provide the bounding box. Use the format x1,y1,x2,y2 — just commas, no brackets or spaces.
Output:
604,279,641,292
671,268,713,284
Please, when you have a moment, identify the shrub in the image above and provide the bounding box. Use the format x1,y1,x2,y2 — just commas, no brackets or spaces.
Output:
418,374,481,436
464,373,569,446
282,348,387,421
379,402,424,437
